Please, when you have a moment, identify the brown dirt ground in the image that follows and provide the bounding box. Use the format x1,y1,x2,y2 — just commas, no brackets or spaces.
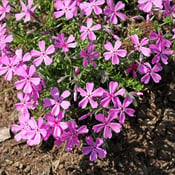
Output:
0,58,174,175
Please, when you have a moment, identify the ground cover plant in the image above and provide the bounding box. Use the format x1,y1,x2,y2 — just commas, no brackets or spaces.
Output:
0,0,175,163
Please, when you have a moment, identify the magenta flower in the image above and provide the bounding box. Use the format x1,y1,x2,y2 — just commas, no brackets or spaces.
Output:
45,112,68,138
163,0,175,18
82,136,106,161
53,33,77,52
126,62,139,78
80,18,101,41
62,120,89,151
31,40,55,66
15,65,41,94
25,117,48,146
77,82,104,109
103,40,127,65
150,41,174,64
100,81,125,108
93,113,122,139
150,30,171,47
15,92,34,115
80,0,105,16
54,0,77,19
139,62,163,84
0,55,18,81
0,23,6,35
11,114,30,141
80,43,99,68
104,0,126,24
130,34,151,57
43,87,71,116
15,0,37,23
0,0,11,21
138,0,163,13
110,96,135,124
0,33,13,50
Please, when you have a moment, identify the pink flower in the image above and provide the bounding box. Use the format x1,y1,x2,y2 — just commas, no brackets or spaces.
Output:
100,81,125,108
15,65,41,94
45,112,68,138
0,0,11,21
43,87,71,116
82,136,106,161
11,113,30,141
139,62,163,84
93,113,122,139
110,96,135,124
31,40,55,66
130,34,151,57
163,0,175,18
0,33,13,50
103,40,127,65
54,0,77,19
172,29,175,39
80,0,105,16
0,23,7,35
62,120,88,151
80,18,101,41
80,43,99,68
104,0,126,24
126,62,139,78
15,0,37,23
15,92,34,115
138,0,163,13
77,82,104,109
0,55,18,81
150,41,173,64
53,33,77,52
25,117,48,146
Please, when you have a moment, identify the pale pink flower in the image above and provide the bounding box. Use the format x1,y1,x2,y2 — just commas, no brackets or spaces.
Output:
77,82,104,109
80,18,101,41
93,113,122,139
15,0,37,23
43,87,71,116
80,0,105,16
103,40,127,65
31,40,55,66
0,0,11,21
0,33,13,50
130,34,151,57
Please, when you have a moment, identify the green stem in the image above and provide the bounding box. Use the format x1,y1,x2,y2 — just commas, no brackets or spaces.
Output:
0,86,15,95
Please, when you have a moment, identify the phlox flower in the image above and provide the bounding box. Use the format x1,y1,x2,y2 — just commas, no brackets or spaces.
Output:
0,0,11,21
100,81,125,108
0,23,7,35
77,82,104,109
80,43,99,68
82,136,106,161
15,92,34,115
163,0,175,18
25,117,48,146
110,96,135,124
126,62,139,78
0,55,18,81
150,41,174,64
43,87,71,116
172,29,175,39
54,0,77,20
11,113,30,141
103,40,127,65
15,65,41,94
150,30,171,47
31,40,55,66
104,0,126,24
0,33,13,50
93,112,122,139
45,112,68,138
80,18,101,41
53,33,77,52
80,0,105,16
15,0,37,23
130,34,151,57
61,120,88,151
138,0,163,13
139,62,163,84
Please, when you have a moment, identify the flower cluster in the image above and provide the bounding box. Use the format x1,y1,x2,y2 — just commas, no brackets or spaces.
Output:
0,0,174,162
